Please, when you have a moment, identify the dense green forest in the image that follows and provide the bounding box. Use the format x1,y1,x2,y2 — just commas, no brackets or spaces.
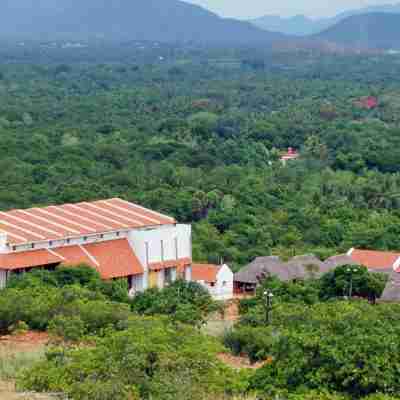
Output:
2,43,400,268
2,43,400,399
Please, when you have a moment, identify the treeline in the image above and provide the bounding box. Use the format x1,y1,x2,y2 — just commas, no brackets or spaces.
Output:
1,48,400,268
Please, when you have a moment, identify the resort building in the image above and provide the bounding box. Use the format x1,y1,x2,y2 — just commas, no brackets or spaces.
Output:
0,198,192,292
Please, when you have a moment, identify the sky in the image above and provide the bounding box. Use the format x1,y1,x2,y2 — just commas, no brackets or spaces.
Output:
185,0,397,19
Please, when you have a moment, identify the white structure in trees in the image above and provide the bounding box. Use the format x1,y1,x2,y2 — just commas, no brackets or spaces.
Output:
192,263,233,300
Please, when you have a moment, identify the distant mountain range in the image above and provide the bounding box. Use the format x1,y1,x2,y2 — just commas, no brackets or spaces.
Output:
315,13,400,50
250,3,400,36
0,0,283,44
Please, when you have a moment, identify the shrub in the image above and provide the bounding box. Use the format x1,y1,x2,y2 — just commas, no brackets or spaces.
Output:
131,280,215,325
18,317,237,400
49,315,87,342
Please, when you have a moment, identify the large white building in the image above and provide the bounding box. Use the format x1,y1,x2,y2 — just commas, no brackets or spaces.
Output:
0,198,192,291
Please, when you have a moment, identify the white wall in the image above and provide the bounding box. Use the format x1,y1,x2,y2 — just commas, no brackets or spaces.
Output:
215,264,234,300
199,264,233,301
0,270,8,289
0,232,7,254
128,224,192,290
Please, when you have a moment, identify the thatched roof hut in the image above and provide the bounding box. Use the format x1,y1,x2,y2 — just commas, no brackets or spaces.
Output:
234,256,283,284
324,254,359,270
380,272,400,302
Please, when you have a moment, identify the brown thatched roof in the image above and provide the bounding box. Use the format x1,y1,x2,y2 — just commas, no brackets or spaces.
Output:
234,254,337,284
324,254,359,270
380,272,400,302
234,256,283,284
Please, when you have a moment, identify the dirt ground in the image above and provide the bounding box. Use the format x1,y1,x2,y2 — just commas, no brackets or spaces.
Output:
217,353,270,370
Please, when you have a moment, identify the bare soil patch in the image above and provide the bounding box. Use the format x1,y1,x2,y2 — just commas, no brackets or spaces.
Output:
217,353,269,370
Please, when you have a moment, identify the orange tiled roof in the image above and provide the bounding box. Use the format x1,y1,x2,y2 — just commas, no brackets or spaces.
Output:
149,257,191,271
0,248,64,270
192,263,220,284
82,239,144,279
0,239,144,280
55,245,97,269
0,198,175,245
349,248,400,270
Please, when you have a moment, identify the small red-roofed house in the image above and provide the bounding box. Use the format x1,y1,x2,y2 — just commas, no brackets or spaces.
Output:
355,96,378,110
280,147,300,164
192,263,233,300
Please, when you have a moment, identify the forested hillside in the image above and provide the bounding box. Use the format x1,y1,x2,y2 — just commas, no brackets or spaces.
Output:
316,13,400,49
0,0,281,43
1,45,400,268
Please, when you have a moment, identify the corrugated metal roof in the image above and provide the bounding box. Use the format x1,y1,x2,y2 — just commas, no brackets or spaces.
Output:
0,198,175,245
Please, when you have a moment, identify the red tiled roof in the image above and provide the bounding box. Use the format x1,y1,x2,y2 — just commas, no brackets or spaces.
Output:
82,239,144,279
0,249,64,270
349,248,400,270
55,245,96,268
192,263,220,284
0,239,144,280
149,257,192,271
0,198,176,245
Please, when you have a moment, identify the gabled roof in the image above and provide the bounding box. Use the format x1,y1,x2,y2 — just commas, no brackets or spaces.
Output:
0,239,144,280
0,248,64,270
348,248,400,270
0,198,176,245
192,263,220,284
83,239,144,279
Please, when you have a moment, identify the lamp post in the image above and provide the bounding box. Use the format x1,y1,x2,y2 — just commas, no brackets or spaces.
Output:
346,267,359,299
264,290,274,325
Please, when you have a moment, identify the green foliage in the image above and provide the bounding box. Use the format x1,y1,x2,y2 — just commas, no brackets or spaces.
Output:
257,276,321,305
19,317,242,400
7,265,130,303
320,265,388,301
131,280,216,325
0,284,130,337
227,300,400,398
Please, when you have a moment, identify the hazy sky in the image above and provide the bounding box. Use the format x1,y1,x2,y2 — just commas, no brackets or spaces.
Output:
185,0,396,19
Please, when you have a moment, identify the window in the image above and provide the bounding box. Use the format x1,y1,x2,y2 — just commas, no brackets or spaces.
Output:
116,232,120,237
210,282,216,287
31,243,35,249
66,238,71,244
100,234,104,239
49,241,53,246
12,246,16,251
83,236,88,242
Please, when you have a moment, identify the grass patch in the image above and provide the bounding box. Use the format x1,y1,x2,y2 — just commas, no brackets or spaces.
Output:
0,346,45,381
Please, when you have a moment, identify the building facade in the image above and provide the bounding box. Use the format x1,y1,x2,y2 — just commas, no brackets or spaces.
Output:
0,198,192,292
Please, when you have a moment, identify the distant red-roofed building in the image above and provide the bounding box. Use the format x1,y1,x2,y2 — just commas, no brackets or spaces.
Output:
347,248,400,272
280,147,300,164
0,198,192,293
355,96,378,110
192,263,233,300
